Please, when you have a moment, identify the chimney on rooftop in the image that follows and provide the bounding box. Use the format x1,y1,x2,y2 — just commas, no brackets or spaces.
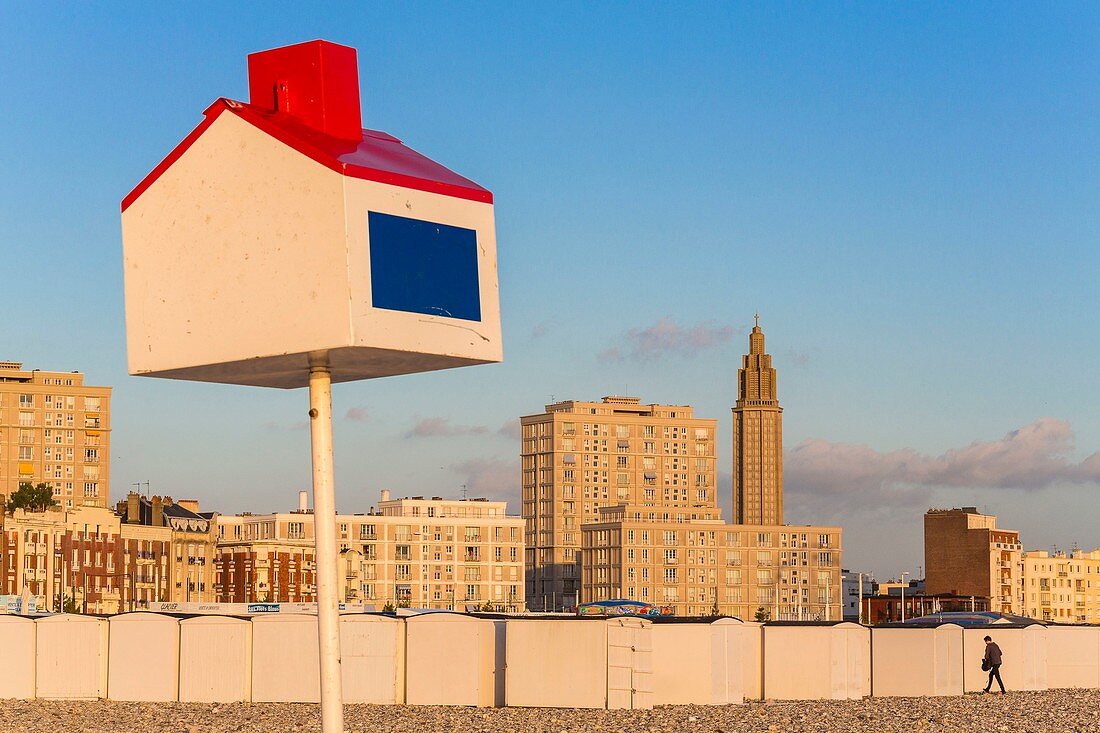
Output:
152,495,164,527
380,489,391,503
247,39,362,141
298,490,308,513
127,493,140,524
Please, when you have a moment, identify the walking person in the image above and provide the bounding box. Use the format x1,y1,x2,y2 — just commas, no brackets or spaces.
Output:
982,635,1006,694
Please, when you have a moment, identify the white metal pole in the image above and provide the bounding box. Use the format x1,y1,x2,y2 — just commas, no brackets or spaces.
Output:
309,352,344,733
900,571,909,623
858,574,864,625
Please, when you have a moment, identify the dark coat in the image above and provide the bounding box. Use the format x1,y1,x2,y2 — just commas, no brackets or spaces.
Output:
984,642,1003,666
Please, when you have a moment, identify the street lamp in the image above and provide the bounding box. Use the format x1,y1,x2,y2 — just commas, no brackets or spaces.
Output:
900,571,911,622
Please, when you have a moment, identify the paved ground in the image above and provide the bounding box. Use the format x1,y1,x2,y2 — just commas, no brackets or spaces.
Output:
0,689,1093,732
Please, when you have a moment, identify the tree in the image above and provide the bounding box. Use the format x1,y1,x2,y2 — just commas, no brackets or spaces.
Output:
381,601,396,613
62,592,79,614
754,606,771,623
480,600,495,613
6,482,57,513
709,598,721,618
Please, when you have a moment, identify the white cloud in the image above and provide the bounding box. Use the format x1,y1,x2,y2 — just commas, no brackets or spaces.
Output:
600,317,738,363
405,417,489,438
784,418,1100,520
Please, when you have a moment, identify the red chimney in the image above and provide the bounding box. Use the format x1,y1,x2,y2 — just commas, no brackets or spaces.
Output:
247,39,362,140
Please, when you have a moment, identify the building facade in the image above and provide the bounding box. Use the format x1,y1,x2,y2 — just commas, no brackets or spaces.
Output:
1,493,218,612
842,570,875,622
214,510,317,604
117,494,218,604
0,362,111,509
2,505,171,613
1021,549,1100,624
732,317,783,525
215,493,524,611
521,397,718,611
924,507,1022,614
581,504,842,619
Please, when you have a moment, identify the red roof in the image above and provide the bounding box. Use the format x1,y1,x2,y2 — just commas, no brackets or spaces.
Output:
121,97,493,212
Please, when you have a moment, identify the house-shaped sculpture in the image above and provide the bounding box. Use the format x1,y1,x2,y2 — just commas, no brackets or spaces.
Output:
121,40,500,388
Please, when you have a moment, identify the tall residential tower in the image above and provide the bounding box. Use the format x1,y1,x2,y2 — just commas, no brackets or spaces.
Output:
521,397,717,611
732,316,783,525
0,362,112,509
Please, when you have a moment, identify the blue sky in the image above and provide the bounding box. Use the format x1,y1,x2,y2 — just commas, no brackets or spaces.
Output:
2,3,1098,578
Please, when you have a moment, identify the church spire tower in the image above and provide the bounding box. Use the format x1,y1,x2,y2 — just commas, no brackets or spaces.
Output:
732,314,783,525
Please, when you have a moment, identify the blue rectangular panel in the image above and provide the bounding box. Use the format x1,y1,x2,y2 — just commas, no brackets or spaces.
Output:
368,211,481,322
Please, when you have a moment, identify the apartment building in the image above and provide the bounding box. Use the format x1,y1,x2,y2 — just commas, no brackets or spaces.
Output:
214,506,317,604
582,504,842,619
1,505,171,613
116,494,218,603
924,507,1022,614
0,492,220,612
1021,549,1100,624
0,362,111,509
521,396,718,611
215,492,525,611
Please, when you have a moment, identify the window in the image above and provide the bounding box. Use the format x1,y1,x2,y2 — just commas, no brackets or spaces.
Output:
664,567,677,583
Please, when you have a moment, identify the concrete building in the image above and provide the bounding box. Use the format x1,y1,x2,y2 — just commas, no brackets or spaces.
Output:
842,570,875,622
214,505,317,604
521,397,718,611
1,494,218,612
1021,549,1100,624
117,494,218,604
732,317,783,525
924,507,1022,614
582,504,843,619
216,493,524,611
2,505,169,613
0,362,111,509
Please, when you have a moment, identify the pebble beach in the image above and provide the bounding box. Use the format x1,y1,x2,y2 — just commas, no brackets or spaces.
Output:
0,689,1094,733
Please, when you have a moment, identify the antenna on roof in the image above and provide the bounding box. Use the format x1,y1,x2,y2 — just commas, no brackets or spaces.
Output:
460,483,468,500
